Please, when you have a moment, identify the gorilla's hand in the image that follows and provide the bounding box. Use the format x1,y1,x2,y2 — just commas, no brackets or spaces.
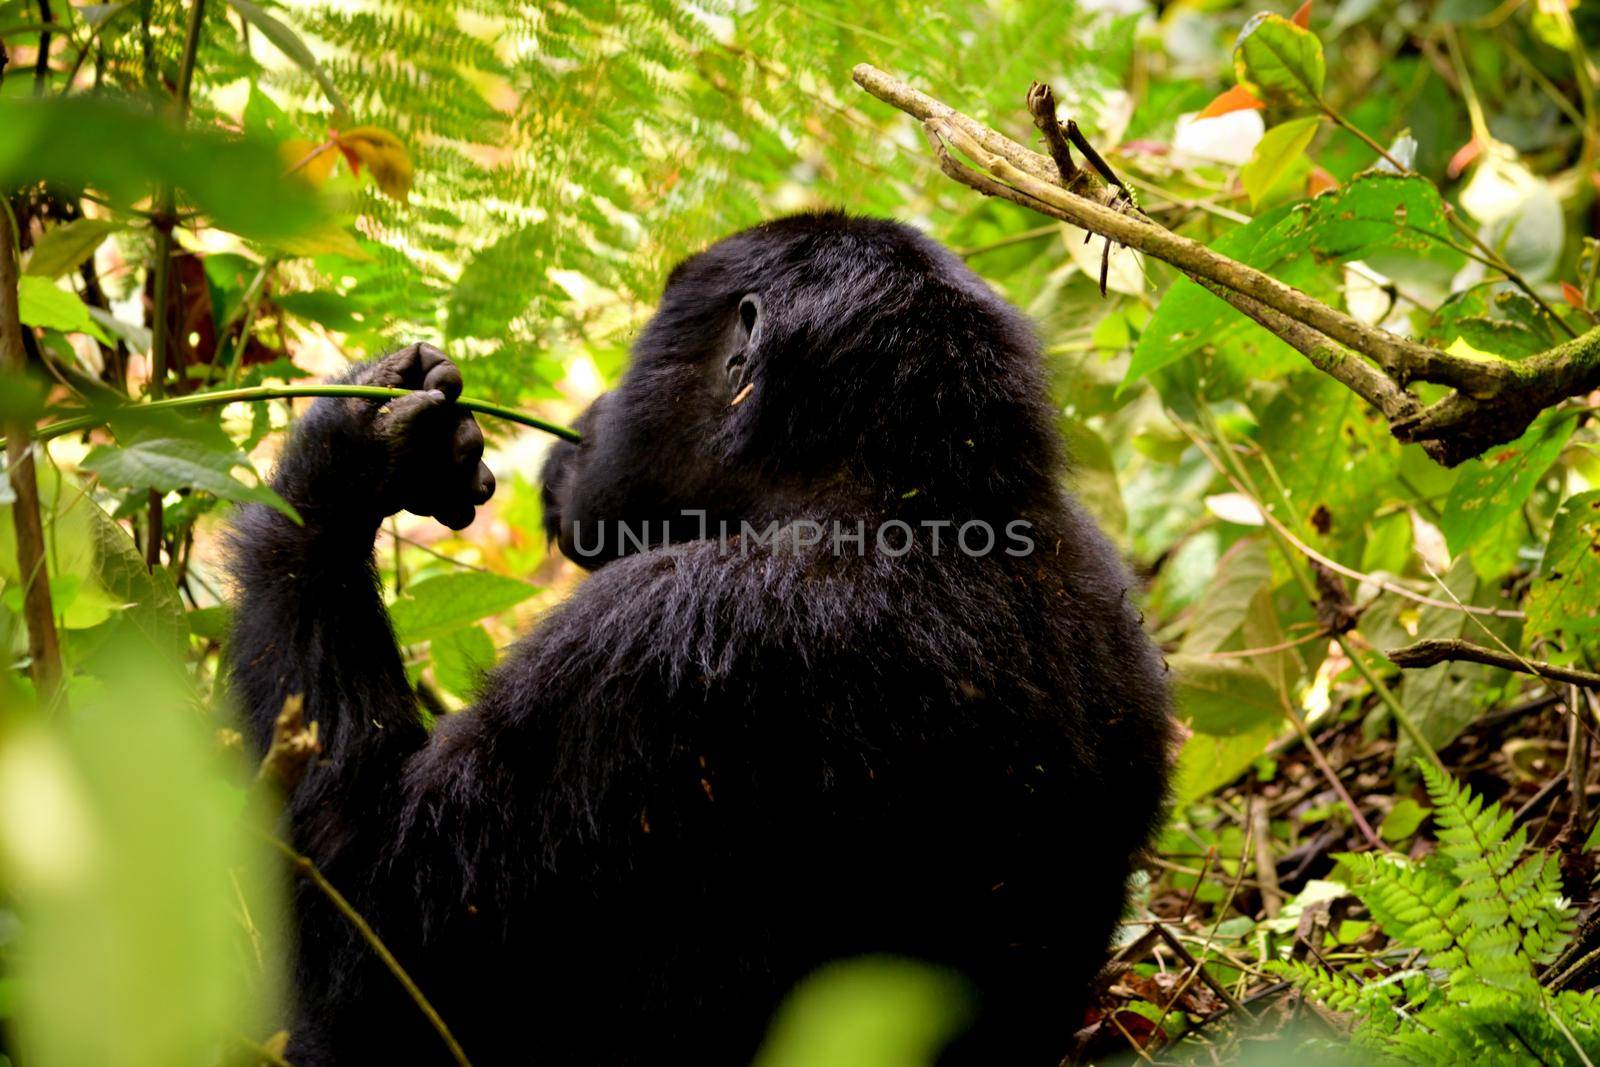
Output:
342,343,497,530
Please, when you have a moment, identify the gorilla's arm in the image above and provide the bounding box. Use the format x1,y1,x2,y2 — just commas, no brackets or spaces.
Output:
226,344,494,853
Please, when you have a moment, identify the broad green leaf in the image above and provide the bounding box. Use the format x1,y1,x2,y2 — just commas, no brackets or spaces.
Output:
185,606,232,644
1174,719,1281,805
1169,653,1283,736
275,290,370,333
0,97,321,240
0,648,281,1067
223,0,351,116
1234,12,1326,110
1061,419,1126,546
1249,373,1400,547
1526,490,1600,636
1242,116,1321,208
79,438,298,521
756,958,970,1067
431,624,497,699
16,277,108,342
1380,797,1431,843
1441,411,1576,554
1181,537,1271,655
0,462,114,630
81,502,188,665
23,219,125,279
1395,559,1516,758
389,572,537,644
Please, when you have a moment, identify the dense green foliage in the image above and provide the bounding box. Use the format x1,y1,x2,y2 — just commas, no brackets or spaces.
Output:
1,0,1599,1063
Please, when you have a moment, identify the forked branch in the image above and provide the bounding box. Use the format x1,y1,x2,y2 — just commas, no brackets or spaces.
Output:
853,65,1600,467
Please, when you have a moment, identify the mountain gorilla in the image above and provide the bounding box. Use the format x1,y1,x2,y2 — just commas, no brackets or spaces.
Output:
226,213,1172,1066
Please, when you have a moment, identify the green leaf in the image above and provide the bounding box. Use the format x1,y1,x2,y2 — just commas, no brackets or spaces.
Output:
430,624,496,699
23,218,125,279
1441,412,1576,554
0,97,321,240
1126,174,1455,389
274,290,369,333
1526,490,1600,636
1234,12,1326,110
1380,797,1432,843
1242,117,1321,208
1169,653,1283,736
1173,719,1281,805
79,439,298,521
1181,537,1271,655
16,276,108,341
223,0,351,116
1061,418,1126,546
389,572,537,644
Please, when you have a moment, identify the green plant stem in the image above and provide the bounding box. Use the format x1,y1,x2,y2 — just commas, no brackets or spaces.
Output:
27,385,581,445
260,833,473,1067
1192,407,1444,771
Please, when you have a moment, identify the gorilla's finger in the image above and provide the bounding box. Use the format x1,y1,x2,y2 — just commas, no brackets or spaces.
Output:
471,461,496,505
423,359,463,401
378,388,447,433
452,415,485,465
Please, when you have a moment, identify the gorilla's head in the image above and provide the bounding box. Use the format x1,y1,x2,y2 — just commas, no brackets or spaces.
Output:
540,213,1059,569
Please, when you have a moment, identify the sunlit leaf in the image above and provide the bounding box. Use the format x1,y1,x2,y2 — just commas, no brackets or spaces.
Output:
1440,411,1576,554
23,218,125,279
1170,653,1283,736
1196,84,1266,121
16,276,109,342
0,96,321,240
79,438,299,521
389,572,537,644
224,0,351,115
1242,116,1321,208
1233,12,1326,111
334,126,414,201
1526,490,1600,636
431,624,496,700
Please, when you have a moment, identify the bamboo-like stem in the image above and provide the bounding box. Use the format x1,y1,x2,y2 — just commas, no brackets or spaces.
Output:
23,384,581,446
0,193,63,702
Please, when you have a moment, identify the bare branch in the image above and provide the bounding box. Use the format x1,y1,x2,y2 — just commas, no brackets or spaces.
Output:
854,64,1600,467
1387,638,1600,690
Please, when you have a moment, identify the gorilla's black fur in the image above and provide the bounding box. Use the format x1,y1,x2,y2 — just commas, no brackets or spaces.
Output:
227,213,1172,1066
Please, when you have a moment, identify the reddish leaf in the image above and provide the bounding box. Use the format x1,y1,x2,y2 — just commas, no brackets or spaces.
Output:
1307,165,1339,197
1292,0,1313,27
1447,137,1483,179
1196,84,1266,120
1563,282,1588,310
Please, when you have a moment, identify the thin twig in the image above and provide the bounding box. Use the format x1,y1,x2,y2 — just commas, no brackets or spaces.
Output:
258,833,474,1067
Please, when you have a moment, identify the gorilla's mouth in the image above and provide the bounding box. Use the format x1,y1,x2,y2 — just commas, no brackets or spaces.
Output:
725,353,753,405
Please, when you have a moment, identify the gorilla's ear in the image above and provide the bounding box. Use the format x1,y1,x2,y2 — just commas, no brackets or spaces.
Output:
737,294,761,341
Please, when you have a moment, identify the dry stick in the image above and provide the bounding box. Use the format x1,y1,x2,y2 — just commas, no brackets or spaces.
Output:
1250,795,1282,919
1386,638,1600,690
857,65,1600,464
855,65,1489,392
916,121,1425,435
259,832,474,1067
0,203,62,702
